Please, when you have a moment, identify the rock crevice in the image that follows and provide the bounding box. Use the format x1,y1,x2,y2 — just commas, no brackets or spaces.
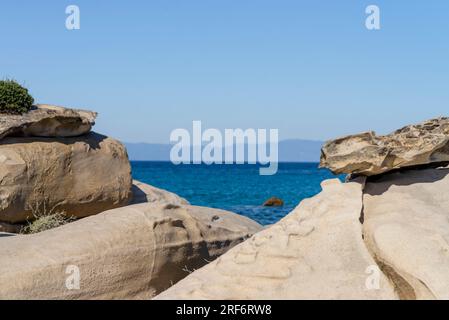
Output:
361,166,449,299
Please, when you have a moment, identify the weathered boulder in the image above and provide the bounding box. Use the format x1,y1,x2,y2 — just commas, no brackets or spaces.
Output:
0,104,97,139
262,197,284,207
363,166,449,300
0,203,262,299
0,132,132,223
320,117,449,176
155,179,397,300
130,180,189,206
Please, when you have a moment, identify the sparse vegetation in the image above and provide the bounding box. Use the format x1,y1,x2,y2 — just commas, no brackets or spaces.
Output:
0,79,34,114
20,202,76,235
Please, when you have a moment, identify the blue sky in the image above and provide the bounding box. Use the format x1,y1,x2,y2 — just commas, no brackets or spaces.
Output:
1,1,448,143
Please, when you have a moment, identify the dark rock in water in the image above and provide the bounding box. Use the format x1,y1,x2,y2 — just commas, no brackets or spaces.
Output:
263,197,284,207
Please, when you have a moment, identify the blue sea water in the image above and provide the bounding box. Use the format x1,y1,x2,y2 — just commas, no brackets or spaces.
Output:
131,162,340,225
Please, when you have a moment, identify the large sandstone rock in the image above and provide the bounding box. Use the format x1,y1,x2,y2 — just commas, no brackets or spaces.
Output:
155,179,397,300
0,104,97,139
320,117,449,176
0,132,132,223
363,166,449,300
0,203,262,299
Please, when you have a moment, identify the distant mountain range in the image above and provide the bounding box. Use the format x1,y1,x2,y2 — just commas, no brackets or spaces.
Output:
125,139,323,162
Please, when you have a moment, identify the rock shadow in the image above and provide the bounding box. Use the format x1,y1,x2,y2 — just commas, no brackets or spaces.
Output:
365,163,449,196
0,132,107,150
129,183,148,205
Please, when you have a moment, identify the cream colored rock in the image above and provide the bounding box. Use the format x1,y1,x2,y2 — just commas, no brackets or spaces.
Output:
155,179,397,300
0,104,97,139
0,132,132,223
130,180,189,205
363,166,449,300
320,117,449,176
0,203,261,300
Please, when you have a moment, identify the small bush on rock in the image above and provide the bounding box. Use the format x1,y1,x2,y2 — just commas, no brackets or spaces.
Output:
21,212,75,234
20,202,76,234
0,80,34,114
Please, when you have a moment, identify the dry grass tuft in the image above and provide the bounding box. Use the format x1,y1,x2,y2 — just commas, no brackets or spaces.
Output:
20,202,76,234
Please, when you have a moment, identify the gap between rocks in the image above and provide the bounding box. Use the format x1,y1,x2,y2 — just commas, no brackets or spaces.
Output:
358,179,417,300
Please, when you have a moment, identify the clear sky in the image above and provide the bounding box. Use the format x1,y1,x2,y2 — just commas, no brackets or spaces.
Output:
1,1,448,143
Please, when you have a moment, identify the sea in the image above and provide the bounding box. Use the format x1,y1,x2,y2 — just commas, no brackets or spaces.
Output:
131,161,342,226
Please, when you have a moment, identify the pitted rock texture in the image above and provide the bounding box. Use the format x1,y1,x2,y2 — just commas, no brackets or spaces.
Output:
320,117,449,176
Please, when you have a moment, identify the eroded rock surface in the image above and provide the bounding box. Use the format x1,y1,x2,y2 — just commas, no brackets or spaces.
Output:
0,104,97,139
0,203,262,299
155,179,397,300
0,132,132,223
320,117,449,176
363,166,449,299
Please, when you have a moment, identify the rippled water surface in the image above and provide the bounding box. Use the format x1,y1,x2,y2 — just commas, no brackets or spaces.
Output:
131,162,341,225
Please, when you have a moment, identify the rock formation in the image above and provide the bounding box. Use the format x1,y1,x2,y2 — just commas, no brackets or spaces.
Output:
157,118,449,300
363,166,449,300
2,112,448,300
0,104,264,300
262,197,284,207
0,104,97,139
0,105,132,224
0,202,262,299
0,132,132,223
320,117,449,176
155,179,397,300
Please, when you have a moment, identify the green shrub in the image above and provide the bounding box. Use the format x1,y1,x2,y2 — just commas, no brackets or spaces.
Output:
0,80,34,114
